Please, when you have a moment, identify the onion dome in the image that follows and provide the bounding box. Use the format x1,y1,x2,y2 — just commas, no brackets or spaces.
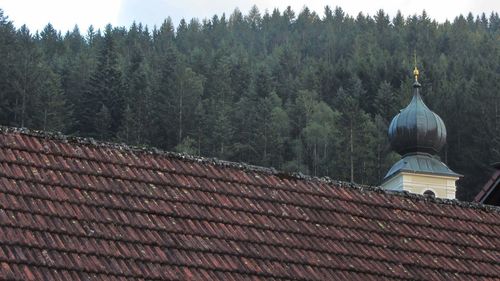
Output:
388,67,446,156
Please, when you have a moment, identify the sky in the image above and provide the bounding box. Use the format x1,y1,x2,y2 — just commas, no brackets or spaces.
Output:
1,0,499,33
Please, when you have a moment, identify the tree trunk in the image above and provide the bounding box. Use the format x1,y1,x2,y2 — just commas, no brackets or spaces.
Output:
43,108,47,131
21,87,26,127
178,79,183,144
313,142,317,176
350,122,354,183
377,143,381,182
263,115,268,162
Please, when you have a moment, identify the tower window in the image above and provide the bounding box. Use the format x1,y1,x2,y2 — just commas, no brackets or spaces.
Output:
423,190,435,197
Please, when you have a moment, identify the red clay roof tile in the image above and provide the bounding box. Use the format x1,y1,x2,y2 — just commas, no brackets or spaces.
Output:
0,127,499,280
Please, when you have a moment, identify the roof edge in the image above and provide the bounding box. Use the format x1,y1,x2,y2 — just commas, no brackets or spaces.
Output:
2,125,500,214
383,169,463,183
474,169,500,203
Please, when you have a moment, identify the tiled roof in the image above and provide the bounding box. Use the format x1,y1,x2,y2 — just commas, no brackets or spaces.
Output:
474,163,500,205
0,127,499,281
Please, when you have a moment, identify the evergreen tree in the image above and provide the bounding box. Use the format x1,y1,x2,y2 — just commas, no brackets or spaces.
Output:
117,104,135,143
302,101,339,176
61,26,92,134
374,81,400,122
79,24,124,137
267,106,290,168
204,53,235,157
11,25,44,128
149,46,179,149
335,84,377,183
95,104,112,140
119,45,151,144
0,10,17,124
38,69,68,132
175,67,204,143
0,7,497,200
39,23,64,67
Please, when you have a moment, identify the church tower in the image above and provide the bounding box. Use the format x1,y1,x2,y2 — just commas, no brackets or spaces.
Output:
381,64,461,199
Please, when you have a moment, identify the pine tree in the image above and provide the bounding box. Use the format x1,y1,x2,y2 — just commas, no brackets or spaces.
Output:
79,24,124,138
153,17,174,53
204,53,235,157
212,105,234,158
11,25,45,128
61,26,91,134
38,69,68,132
374,81,399,122
119,45,151,144
95,104,111,140
335,84,377,183
0,9,17,124
175,67,204,144
267,106,290,168
0,7,497,200
149,46,179,149
117,104,135,143
39,23,64,66
302,101,339,176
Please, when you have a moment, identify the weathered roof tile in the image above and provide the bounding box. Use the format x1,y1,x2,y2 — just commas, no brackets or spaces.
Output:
0,127,499,280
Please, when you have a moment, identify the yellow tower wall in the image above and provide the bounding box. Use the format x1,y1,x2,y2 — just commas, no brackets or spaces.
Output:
381,172,459,199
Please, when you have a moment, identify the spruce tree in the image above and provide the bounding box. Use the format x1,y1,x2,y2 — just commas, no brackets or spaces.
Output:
0,7,497,200
0,10,17,124
11,25,44,128
38,69,68,132
79,24,124,138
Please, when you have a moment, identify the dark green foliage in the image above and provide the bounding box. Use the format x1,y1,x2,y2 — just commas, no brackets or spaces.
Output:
0,7,499,201
374,81,400,122
77,25,124,138
38,69,69,132
11,25,45,128
0,11,17,124
39,23,64,66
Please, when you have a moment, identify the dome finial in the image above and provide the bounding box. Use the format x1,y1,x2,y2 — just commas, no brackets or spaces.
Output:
413,50,419,82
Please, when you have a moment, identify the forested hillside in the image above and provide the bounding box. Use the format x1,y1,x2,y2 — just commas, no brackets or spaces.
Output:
0,7,499,200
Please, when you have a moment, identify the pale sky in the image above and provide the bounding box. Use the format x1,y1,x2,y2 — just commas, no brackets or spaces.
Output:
1,0,499,33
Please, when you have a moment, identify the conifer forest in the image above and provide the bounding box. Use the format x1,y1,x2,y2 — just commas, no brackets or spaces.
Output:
0,7,499,200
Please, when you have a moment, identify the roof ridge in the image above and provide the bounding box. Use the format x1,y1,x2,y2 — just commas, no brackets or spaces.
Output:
2,125,500,214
